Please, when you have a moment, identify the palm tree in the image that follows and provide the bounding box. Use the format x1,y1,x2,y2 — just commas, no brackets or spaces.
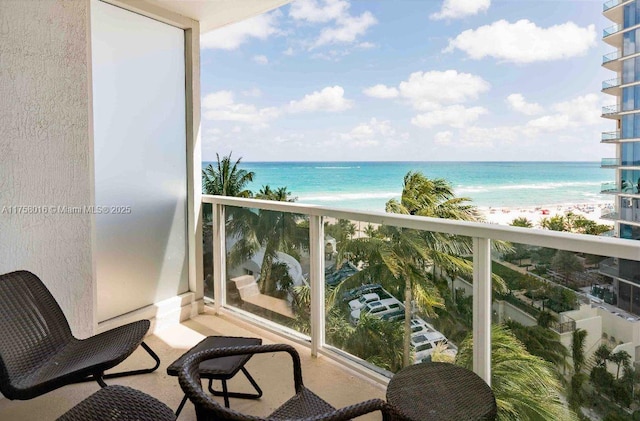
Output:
609,350,631,379
571,329,587,374
594,343,611,367
339,172,506,367
456,324,578,421
202,152,254,197
510,217,533,228
505,320,569,368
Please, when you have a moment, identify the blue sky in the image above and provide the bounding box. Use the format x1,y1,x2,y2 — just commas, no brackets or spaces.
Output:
200,0,613,162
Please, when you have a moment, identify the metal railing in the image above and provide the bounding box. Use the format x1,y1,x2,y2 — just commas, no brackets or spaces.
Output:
202,195,640,385
603,77,621,90
603,24,623,38
602,131,621,142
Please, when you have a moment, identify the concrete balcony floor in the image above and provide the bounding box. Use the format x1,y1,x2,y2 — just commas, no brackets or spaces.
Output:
0,309,385,420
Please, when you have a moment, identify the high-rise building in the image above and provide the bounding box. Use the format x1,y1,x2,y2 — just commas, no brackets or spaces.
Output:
602,0,640,314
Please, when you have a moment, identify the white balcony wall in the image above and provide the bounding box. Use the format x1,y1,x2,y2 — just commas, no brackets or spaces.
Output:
91,0,188,322
0,0,95,338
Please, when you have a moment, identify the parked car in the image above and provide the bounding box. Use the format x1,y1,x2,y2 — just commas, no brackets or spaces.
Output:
341,283,383,302
350,299,404,325
381,309,405,322
410,317,434,335
411,330,455,364
348,293,380,311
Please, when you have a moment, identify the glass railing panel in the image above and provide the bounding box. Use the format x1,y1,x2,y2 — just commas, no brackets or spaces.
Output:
323,218,467,375
603,24,622,38
495,240,640,418
223,205,311,336
601,131,621,142
203,202,214,300
601,181,619,193
602,78,621,90
603,0,622,12
602,105,619,115
602,158,622,166
603,50,621,64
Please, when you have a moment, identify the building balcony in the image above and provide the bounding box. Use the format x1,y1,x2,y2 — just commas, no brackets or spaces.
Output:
604,0,633,23
601,211,620,220
601,181,620,193
602,157,622,167
602,104,622,118
3,195,640,420
602,77,622,95
601,130,621,143
603,23,623,46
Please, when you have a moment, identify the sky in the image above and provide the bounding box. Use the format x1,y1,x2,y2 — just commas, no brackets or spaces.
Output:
200,0,615,162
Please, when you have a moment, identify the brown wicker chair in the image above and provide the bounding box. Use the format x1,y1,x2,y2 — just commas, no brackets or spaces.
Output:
0,270,160,400
56,385,176,421
177,343,395,420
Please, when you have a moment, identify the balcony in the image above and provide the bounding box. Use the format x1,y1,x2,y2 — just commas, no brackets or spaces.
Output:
601,181,620,193
603,23,623,40
602,104,622,118
603,50,623,71
602,77,622,95
601,130,621,143
602,157,622,167
604,0,633,24
3,195,640,419
601,211,620,220
0,311,385,420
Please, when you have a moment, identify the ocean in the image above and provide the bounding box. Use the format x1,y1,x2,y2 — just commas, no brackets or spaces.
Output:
201,161,614,212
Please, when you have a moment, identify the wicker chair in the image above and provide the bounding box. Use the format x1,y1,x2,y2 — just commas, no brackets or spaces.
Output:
178,343,395,420
0,270,160,400
56,385,176,421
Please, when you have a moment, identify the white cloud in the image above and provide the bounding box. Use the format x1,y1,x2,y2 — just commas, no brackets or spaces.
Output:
241,88,262,97
283,47,295,56
434,131,453,145
315,11,377,47
525,94,601,132
288,86,353,113
202,90,280,126
398,70,490,111
431,0,490,20
411,105,488,128
445,19,596,63
506,93,544,115
357,41,376,49
289,0,350,23
201,13,280,50
363,84,399,99
253,55,269,65
339,118,408,148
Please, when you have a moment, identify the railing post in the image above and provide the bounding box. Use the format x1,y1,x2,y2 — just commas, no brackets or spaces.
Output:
212,203,226,313
473,237,491,386
309,215,325,357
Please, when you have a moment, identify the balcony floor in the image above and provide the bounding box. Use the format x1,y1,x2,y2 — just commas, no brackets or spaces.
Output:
0,309,386,420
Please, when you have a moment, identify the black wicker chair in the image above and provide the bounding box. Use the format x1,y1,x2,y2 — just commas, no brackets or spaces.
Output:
0,270,160,400
177,344,395,420
56,385,176,421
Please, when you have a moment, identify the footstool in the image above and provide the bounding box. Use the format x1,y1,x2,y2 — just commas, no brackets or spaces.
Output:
167,336,263,415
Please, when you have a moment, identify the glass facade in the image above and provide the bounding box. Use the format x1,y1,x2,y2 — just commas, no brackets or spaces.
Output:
624,1,640,28
621,113,640,137
622,56,640,83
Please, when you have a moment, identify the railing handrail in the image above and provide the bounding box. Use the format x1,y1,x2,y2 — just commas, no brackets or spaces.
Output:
203,195,640,260
602,77,621,89
603,0,622,12
603,23,622,37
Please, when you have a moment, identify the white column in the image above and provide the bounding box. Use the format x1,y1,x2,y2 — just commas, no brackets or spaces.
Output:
212,203,226,313
309,215,325,357
473,237,492,386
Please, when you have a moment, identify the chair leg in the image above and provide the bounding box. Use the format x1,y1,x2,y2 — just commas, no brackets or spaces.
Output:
73,342,160,386
208,367,263,406
175,394,189,417
102,342,161,380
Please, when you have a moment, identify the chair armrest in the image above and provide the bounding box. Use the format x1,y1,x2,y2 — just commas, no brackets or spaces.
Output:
178,344,304,393
302,398,396,421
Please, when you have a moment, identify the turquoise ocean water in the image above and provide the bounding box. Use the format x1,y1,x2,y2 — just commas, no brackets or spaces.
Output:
202,161,614,212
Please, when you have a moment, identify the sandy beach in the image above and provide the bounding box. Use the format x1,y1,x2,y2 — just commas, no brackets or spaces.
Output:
478,202,615,227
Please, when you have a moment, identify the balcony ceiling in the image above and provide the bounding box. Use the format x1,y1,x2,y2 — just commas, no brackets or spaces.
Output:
141,0,292,33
